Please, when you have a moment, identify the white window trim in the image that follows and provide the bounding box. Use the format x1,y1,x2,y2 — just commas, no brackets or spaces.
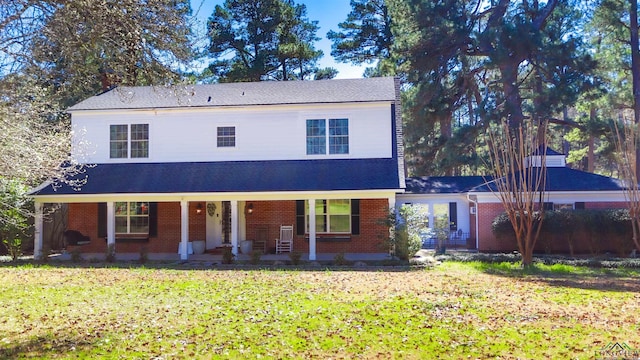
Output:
216,126,236,148
109,123,150,160
305,118,350,156
115,202,150,235
305,199,351,234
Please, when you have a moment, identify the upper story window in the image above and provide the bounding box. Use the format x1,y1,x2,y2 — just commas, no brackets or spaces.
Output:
115,202,149,234
306,118,349,155
217,126,236,147
110,124,149,159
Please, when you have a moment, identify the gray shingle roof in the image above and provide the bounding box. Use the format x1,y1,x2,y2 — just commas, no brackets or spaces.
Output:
68,77,397,111
31,158,402,195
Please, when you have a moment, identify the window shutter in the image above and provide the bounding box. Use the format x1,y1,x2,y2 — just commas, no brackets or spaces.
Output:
351,199,360,235
149,202,158,237
295,200,305,235
449,202,457,231
574,202,585,210
97,203,107,238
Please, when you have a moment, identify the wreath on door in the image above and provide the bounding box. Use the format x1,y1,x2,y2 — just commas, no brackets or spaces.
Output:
207,203,217,217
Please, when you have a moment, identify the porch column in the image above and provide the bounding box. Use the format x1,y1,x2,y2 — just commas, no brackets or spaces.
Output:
34,201,43,260
231,200,238,256
180,200,189,260
388,197,396,211
388,197,396,256
308,198,316,261
427,204,434,230
239,201,247,242
106,202,115,249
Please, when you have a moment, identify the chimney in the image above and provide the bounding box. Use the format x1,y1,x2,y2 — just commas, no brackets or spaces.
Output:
99,68,116,91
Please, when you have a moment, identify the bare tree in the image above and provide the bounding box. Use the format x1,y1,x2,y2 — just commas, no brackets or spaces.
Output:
613,120,640,252
486,121,549,267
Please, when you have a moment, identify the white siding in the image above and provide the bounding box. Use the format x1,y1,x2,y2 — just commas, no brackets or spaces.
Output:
71,102,393,163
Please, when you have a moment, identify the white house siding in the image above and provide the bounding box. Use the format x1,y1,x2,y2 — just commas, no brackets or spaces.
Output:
71,102,393,164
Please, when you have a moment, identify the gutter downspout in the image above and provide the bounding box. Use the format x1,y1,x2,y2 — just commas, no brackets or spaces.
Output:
467,194,479,250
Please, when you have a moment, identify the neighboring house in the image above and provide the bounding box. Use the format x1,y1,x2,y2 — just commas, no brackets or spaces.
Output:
399,149,628,253
31,77,405,260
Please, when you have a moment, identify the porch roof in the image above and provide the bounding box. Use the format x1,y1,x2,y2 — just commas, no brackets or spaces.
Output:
31,158,402,196
404,176,487,194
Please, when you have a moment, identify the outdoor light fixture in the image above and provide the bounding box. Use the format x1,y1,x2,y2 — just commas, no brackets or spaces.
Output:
196,203,203,215
247,203,254,214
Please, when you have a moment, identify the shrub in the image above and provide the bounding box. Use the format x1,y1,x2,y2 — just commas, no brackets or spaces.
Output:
381,205,427,261
491,213,516,241
2,238,22,262
288,251,302,265
492,209,635,256
249,250,262,265
333,252,350,266
0,178,30,261
221,247,234,264
138,246,149,264
70,247,83,262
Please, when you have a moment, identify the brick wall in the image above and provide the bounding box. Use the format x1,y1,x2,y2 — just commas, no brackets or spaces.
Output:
477,201,630,254
245,199,390,254
67,198,391,255
67,202,191,254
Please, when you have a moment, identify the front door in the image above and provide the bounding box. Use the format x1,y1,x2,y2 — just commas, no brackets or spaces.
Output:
205,201,222,249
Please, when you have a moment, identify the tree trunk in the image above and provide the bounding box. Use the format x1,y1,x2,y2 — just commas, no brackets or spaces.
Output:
500,63,525,128
630,0,640,179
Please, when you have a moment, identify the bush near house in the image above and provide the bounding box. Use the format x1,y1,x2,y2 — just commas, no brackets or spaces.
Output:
492,209,635,257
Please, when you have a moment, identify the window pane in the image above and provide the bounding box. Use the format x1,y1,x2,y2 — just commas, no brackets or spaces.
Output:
328,199,350,215
110,125,128,158
329,119,348,135
306,119,326,154
329,215,350,232
329,119,348,154
315,215,327,232
110,125,128,140
110,142,127,158
115,217,127,233
315,200,327,215
131,124,149,158
130,202,149,215
130,216,149,233
131,141,148,158
217,126,236,147
115,202,128,216
130,124,148,140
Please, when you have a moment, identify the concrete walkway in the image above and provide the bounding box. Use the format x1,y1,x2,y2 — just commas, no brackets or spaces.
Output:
48,252,395,263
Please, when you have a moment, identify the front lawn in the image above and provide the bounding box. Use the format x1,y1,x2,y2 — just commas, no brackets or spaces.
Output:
1,262,638,359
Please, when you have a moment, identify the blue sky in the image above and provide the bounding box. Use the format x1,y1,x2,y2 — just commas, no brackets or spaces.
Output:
190,0,367,79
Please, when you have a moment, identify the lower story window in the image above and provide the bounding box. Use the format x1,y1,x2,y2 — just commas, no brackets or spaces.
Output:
306,199,351,233
115,202,149,234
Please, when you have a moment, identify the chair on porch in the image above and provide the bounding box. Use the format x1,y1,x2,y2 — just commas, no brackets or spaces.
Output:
275,225,294,253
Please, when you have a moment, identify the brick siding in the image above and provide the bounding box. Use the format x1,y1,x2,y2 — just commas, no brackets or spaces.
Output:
477,201,630,254
67,198,391,255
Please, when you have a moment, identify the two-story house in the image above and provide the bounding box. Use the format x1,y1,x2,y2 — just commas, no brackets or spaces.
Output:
31,77,405,260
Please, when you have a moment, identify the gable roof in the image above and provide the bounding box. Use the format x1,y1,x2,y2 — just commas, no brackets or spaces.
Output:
68,77,398,111
470,167,625,192
31,158,402,196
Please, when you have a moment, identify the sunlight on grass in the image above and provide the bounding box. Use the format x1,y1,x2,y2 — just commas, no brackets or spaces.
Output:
0,264,638,359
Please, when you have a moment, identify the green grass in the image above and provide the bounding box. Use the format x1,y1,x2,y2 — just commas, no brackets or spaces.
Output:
0,263,638,359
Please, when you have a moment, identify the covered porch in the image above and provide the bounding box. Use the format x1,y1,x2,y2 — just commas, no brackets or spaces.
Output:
33,192,397,261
